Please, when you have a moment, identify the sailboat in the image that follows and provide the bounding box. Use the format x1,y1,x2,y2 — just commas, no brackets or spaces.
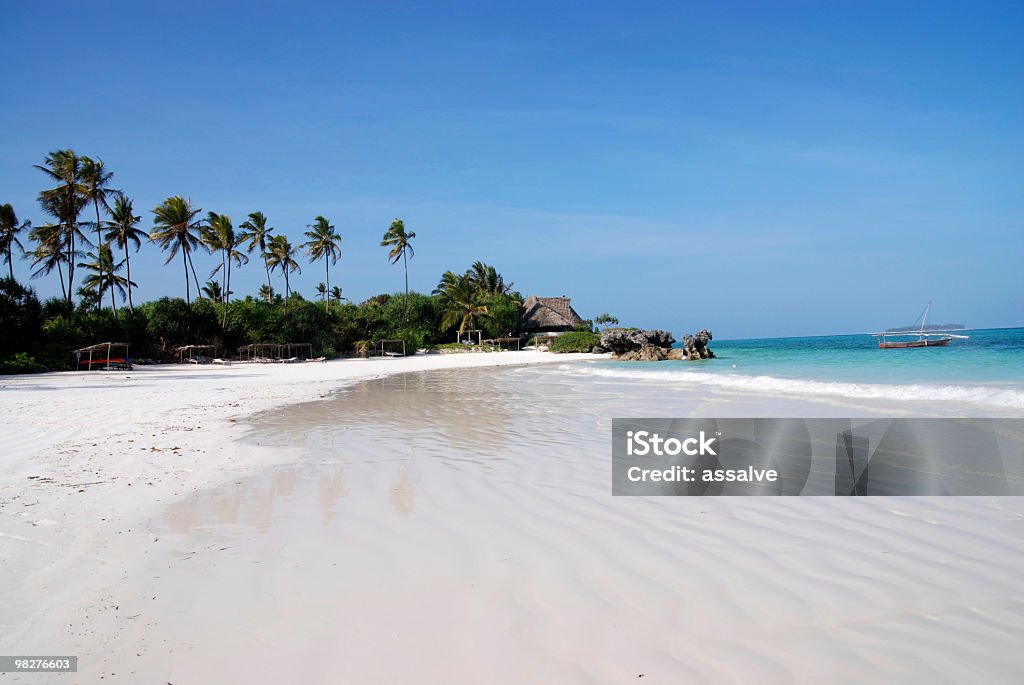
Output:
872,302,969,349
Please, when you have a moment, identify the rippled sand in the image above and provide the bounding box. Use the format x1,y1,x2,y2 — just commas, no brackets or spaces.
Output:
140,368,1024,682
3,360,1023,683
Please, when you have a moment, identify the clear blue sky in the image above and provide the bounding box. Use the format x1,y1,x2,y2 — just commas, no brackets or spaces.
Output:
2,1,1021,338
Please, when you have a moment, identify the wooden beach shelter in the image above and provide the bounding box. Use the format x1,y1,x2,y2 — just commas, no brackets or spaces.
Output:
74,342,131,370
483,336,522,351
238,342,313,362
378,339,407,357
174,344,217,364
460,329,484,345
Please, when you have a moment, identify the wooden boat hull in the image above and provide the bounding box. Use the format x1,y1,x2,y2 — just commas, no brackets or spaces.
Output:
879,338,951,349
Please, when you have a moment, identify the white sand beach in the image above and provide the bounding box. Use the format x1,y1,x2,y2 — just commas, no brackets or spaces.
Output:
2,355,1023,684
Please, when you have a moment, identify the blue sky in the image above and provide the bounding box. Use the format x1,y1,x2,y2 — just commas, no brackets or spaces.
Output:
2,1,1021,338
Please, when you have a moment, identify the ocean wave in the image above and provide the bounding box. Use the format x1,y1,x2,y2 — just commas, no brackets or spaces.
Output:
559,365,1024,410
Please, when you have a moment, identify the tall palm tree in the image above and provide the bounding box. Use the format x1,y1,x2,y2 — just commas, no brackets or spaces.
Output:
150,196,203,304
28,222,69,301
436,272,489,341
0,203,30,280
469,260,513,297
81,157,116,299
265,234,300,308
380,218,416,325
239,211,274,298
203,212,248,331
35,149,89,310
303,216,342,313
78,242,134,314
103,194,146,311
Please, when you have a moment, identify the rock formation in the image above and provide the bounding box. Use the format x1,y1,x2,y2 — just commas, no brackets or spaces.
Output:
602,328,714,362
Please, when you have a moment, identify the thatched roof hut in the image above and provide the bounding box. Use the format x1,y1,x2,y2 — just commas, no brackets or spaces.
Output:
521,295,585,334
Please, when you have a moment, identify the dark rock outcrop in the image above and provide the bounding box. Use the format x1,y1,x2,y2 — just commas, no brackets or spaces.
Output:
680,329,714,359
599,329,676,355
604,327,714,361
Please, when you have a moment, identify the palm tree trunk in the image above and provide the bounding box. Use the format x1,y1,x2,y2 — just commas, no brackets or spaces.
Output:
403,248,409,326
222,256,231,333
187,249,202,298
67,227,75,312
124,245,134,311
264,254,272,296
6,247,13,280
183,249,190,304
284,271,290,309
94,200,103,311
325,261,330,313
110,281,116,314
58,264,66,304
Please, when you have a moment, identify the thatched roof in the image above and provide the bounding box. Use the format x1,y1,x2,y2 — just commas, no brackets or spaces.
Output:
521,295,585,332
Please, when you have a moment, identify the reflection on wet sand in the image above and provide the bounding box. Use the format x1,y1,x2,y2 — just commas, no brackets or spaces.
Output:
247,369,522,456
162,464,348,533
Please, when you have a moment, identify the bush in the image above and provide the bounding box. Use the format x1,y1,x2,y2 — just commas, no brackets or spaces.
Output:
549,331,600,353
0,352,47,375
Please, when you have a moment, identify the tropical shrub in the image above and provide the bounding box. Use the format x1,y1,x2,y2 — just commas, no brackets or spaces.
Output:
549,331,600,353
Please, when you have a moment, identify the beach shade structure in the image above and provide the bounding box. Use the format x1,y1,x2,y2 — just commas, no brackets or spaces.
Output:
238,342,313,362
173,344,217,364
378,339,407,357
74,342,132,370
483,336,522,351
529,334,559,352
460,329,484,345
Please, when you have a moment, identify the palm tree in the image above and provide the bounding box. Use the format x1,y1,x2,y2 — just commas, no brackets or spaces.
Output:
202,280,223,302
303,216,342,313
239,211,274,298
469,261,514,297
265,234,300,307
315,282,327,305
81,157,116,298
0,204,30,280
436,272,489,341
35,150,90,310
380,218,416,324
103,194,146,311
28,222,69,301
330,285,347,305
78,242,134,313
257,284,274,303
203,212,248,331
150,196,203,304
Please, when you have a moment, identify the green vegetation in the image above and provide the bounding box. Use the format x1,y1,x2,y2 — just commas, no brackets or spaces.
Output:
548,331,601,353
0,148,581,373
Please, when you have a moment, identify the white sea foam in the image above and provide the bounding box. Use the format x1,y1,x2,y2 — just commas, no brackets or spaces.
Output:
563,364,1024,410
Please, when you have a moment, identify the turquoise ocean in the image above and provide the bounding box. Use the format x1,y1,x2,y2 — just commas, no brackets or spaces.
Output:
578,327,1024,412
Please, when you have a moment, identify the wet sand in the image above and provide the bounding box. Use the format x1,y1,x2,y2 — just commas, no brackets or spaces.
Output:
2,360,1023,683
